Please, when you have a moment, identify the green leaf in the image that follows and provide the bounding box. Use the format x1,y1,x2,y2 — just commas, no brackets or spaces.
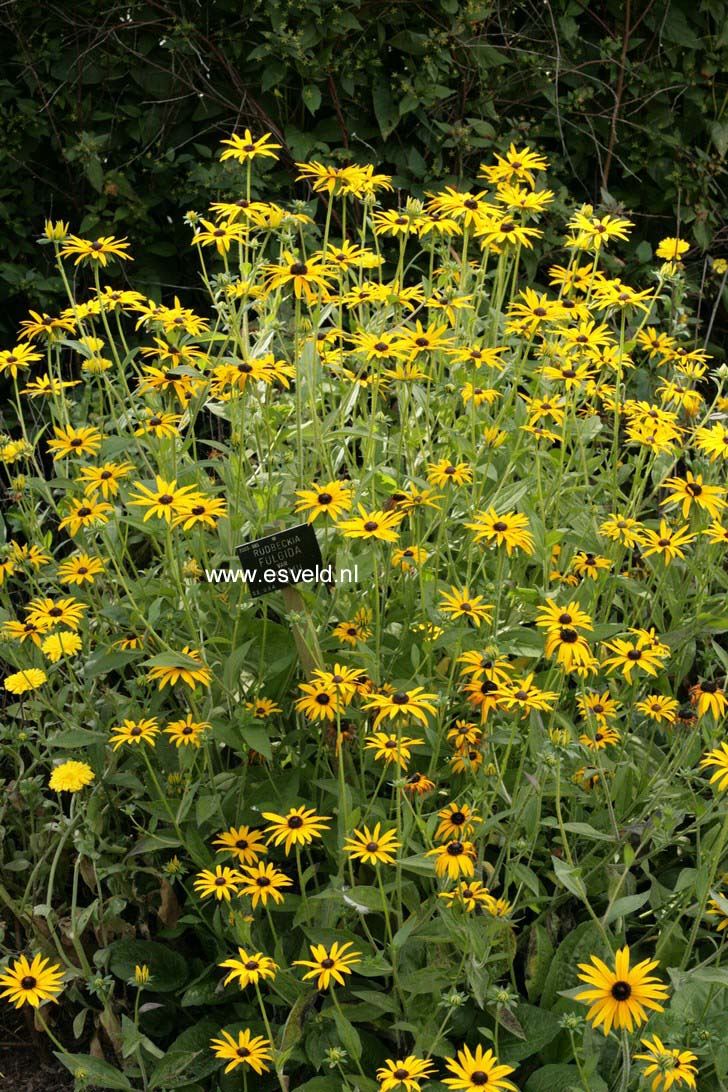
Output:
107,940,189,993
551,855,587,899
372,82,399,140
526,1064,607,1092
331,1008,362,1059
603,890,650,925
148,1050,201,1090
302,85,322,115
239,722,273,759
55,1054,133,1090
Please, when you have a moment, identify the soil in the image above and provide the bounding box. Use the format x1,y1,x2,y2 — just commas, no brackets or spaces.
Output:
0,1009,74,1091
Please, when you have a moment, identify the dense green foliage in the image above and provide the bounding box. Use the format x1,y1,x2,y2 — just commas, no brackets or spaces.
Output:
1,0,727,341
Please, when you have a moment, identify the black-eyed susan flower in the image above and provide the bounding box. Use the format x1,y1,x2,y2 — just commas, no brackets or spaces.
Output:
706,892,728,933
576,690,620,726
700,742,728,790
192,217,247,256
210,1028,273,1075
56,553,106,585
336,504,404,542
535,600,593,634
41,631,82,663
47,425,103,461
109,717,160,751
263,250,333,301
262,806,331,855
544,627,594,672
364,732,424,768
333,610,373,646
450,747,485,774
134,410,182,438
466,508,534,555
570,551,612,579
442,1044,517,1092
377,1056,437,1092
599,513,645,548
220,129,281,163
575,945,669,1035
0,953,64,1008
193,865,242,901
295,680,343,722
579,726,621,750
219,948,278,988
567,211,633,250
2,619,50,646
343,823,401,866
438,881,494,913
633,1035,697,1092
294,480,353,522
635,694,679,724
27,596,87,631
689,680,727,720
164,714,211,747
694,422,728,461
363,687,438,728
497,674,559,716
59,234,132,265
404,771,435,795
392,546,427,570
237,862,292,907
49,760,94,792
435,803,482,841
310,665,360,704
4,668,47,694
292,941,361,989
439,587,493,627
426,839,477,879
245,697,282,719
128,476,197,523
640,520,697,566
213,825,268,865
602,636,668,682
146,647,212,690
427,459,472,488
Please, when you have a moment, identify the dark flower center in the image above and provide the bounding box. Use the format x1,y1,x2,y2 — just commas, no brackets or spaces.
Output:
318,492,333,504
562,368,577,378
257,877,270,887
384,740,397,748
611,980,632,1001
450,811,466,825
158,494,174,504
363,521,379,532
70,437,83,447
238,362,253,373
289,262,308,276
533,307,547,317
320,958,335,968
315,693,331,705
595,733,603,742
287,816,304,828
244,960,259,971
481,680,498,694
558,612,572,624
236,839,249,849
90,241,103,251
237,1047,251,1057
514,690,528,701
393,1069,410,1080
374,342,388,352
149,416,162,426
444,465,456,474
130,726,142,736
346,627,357,636
447,841,464,856
164,371,179,381
471,1071,489,1085
462,888,474,898
213,229,225,238
392,692,409,705
182,726,193,734
21,976,37,990
365,841,379,852
501,221,515,232
214,876,227,886
627,650,642,661
77,506,92,517
394,216,408,225
593,703,604,714
492,521,508,532
702,681,718,693
49,607,63,617
415,337,429,347
464,199,478,210
560,627,579,643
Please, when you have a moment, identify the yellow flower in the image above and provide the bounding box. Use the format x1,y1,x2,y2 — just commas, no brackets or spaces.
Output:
4,668,47,694
213,825,268,865
220,129,282,163
41,631,83,663
210,1028,273,1075
377,1057,437,1092
362,687,437,728
656,237,690,261
49,760,94,792
59,234,132,265
193,866,242,901
426,839,477,879
237,862,292,907
146,647,212,690
262,806,331,855
218,948,278,988
47,424,103,461
293,941,361,989
575,945,669,1034
0,953,64,1008
343,823,401,866
164,714,211,747
439,587,493,627
294,480,353,522
336,504,404,542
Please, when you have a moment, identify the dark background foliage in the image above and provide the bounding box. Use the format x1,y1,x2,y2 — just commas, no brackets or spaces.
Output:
1,0,727,339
